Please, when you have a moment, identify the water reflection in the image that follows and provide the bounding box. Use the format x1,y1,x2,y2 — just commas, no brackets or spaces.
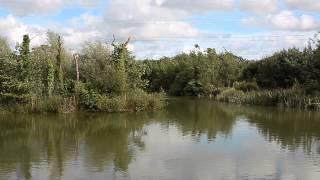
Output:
0,98,320,179
0,113,152,179
243,107,320,153
165,98,236,140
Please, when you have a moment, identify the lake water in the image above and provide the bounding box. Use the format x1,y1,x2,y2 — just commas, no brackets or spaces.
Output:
0,98,320,180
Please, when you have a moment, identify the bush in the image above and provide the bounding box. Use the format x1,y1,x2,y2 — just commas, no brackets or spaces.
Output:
234,81,259,92
96,95,126,112
75,82,98,110
89,89,164,112
304,80,320,96
126,89,164,111
216,88,245,104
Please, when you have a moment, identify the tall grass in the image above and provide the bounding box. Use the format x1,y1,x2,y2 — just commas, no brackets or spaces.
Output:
2,95,77,113
1,90,165,113
96,89,165,112
216,88,320,110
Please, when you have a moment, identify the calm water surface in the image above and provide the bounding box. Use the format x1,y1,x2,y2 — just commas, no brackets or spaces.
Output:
1,98,320,180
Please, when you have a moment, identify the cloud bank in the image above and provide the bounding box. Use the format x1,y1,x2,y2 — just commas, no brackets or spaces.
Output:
0,0,318,59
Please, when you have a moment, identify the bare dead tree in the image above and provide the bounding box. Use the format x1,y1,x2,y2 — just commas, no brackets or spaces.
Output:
111,34,131,48
111,34,116,47
124,36,131,46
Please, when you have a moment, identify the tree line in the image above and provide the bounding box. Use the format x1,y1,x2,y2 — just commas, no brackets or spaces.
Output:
142,34,320,109
0,32,163,113
0,32,319,112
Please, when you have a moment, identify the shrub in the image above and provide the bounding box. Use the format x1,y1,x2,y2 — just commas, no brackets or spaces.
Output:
125,89,164,111
75,82,98,110
216,88,245,104
91,89,165,112
96,95,126,112
234,81,259,92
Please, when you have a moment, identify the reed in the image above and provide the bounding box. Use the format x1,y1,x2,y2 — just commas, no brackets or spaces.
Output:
216,88,320,110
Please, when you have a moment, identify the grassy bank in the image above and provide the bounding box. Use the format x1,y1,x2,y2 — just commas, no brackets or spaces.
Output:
1,90,165,113
216,87,320,110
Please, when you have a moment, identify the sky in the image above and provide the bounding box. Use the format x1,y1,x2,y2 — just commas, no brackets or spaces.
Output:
0,0,319,60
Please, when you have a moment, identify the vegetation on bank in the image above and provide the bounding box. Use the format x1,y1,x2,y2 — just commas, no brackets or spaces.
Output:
217,87,320,110
1,32,320,111
2,90,164,113
0,33,164,113
142,33,320,109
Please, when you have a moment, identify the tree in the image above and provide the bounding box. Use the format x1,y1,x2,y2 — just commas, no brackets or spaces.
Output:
80,41,115,94
0,37,10,56
19,34,31,82
0,37,29,103
54,35,64,94
111,35,131,94
47,32,65,94
31,45,54,96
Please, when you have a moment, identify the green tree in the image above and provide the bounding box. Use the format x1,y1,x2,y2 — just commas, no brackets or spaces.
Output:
19,34,31,82
31,45,55,96
47,32,65,94
0,37,10,55
0,38,29,103
54,35,64,94
111,35,131,94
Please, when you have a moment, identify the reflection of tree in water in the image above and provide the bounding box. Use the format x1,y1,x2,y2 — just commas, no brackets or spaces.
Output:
0,113,152,179
2,99,320,179
165,98,320,157
0,115,40,180
239,106,320,154
82,114,148,172
0,99,239,179
165,98,237,140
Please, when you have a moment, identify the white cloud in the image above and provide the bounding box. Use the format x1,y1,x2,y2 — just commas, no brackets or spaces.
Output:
239,0,278,14
0,15,46,47
62,28,103,51
284,0,320,11
0,15,100,51
0,0,100,16
0,0,318,60
70,13,103,30
242,11,320,31
0,0,65,16
100,0,201,57
272,12,320,31
162,0,234,12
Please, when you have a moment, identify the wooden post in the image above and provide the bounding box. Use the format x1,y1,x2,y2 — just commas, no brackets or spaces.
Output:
73,54,80,111
73,54,80,81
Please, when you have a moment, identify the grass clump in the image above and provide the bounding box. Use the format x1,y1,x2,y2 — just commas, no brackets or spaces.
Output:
216,87,320,110
216,88,245,104
233,81,259,92
96,89,165,112
1,95,77,113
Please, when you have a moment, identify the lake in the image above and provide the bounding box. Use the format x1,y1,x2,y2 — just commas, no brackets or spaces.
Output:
0,98,320,180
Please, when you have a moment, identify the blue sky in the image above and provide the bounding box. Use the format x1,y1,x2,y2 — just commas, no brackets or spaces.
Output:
0,0,319,59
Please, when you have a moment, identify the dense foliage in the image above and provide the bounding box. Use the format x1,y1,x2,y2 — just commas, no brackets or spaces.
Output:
143,48,245,96
142,36,320,109
1,32,320,111
0,33,163,113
